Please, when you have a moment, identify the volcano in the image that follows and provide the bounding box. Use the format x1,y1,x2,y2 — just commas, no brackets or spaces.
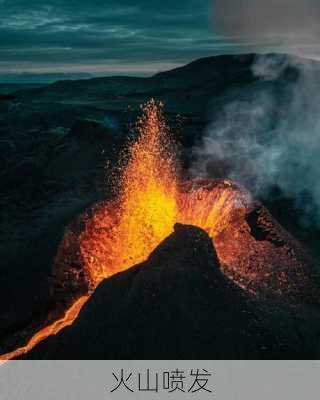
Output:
0,100,319,360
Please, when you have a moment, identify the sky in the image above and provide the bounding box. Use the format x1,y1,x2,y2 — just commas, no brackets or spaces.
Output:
1,0,320,77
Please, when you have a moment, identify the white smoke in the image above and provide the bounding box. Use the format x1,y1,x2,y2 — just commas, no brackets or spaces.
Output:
192,53,320,226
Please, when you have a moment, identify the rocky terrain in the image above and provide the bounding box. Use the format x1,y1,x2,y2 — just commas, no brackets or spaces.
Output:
23,225,320,360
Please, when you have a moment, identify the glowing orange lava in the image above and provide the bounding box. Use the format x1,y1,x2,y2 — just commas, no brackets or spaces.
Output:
0,100,244,361
0,296,88,362
80,100,179,288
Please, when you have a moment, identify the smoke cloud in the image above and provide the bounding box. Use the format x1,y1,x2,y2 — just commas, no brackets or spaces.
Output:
191,53,320,226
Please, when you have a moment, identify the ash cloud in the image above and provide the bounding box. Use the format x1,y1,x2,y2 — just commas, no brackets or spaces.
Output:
191,53,320,226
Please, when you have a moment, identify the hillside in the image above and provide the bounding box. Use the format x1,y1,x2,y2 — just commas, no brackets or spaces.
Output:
14,53,301,113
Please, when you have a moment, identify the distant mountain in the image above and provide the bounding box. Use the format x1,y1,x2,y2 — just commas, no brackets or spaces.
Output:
13,53,309,114
0,72,93,84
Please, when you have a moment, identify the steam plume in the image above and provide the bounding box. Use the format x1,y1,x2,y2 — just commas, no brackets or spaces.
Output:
192,53,320,226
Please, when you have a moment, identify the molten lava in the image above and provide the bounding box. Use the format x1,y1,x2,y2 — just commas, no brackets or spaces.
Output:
80,100,179,288
78,101,244,292
0,296,88,362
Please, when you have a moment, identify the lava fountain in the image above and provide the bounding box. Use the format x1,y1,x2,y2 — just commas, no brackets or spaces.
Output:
0,100,315,361
80,100,179,288
77,101,245,291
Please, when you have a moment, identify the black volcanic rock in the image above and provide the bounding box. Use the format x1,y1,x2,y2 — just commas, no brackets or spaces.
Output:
0,93,16,102
0,118,118,339
0,93,16,113
42,119,115,186
69,119,111,142
24,224,316,360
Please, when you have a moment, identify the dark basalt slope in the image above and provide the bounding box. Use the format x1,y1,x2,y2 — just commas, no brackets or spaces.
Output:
25,224,317,360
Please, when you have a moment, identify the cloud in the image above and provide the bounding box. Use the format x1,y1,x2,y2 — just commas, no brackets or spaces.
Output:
2,0,320,73
0,0,218,73
213,0,320,58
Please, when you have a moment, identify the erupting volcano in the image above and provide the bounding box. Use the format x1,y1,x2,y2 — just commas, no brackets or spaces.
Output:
0,100,317,361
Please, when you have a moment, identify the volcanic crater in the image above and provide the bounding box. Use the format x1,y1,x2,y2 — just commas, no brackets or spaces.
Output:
1,100,319,360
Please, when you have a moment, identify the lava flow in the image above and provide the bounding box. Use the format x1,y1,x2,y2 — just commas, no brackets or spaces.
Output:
0,99,314,361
